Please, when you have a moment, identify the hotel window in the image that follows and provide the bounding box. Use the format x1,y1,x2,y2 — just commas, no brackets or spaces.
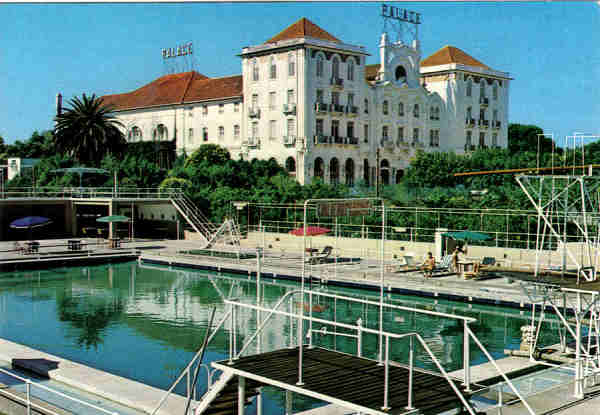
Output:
466,78,472,97
382,126,388,141
188,128,194,144
430,106,435,120
270,56,277,80
202,127,208,142
219,104,224,114
251,121,259,138
234,124,240,140
413,104,419,118
347,93,354,108
413,128,419,143
287,118,295,137
364,124,369,143
129,126,142,142
269,92,276,110
397,127,404,143
316,119,324,136
480,80,485,98
430,130,440,147
466,130,472,147
252,94,259,109
234,102,240,112
383,100,389,115
479,132,485,147
347,58,354,81
347,122,354,139
288,52,295,76
331,120,339,138
155,124,167,141
493,109,498,122
269,120,277,140
252,58,259,81
332,57,340,79
398,102,404,116
316,55,324,78
480,109,486,121
492,133,498,147
316,89,324,104
332,91,340,105
466,106,472,121
218,126,224,140
287,89,295,104
202,105,208,115
493,83,498,100
364,98,369,114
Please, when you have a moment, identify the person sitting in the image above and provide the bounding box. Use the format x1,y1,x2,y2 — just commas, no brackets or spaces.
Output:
422,252,436,278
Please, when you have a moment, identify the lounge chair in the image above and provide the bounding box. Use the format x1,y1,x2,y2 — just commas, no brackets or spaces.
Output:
307,246,333,265
434,254,453,273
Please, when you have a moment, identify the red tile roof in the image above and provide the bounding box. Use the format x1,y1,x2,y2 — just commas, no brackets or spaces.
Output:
266,17,340,44
101,71,243,111
421,45,489,69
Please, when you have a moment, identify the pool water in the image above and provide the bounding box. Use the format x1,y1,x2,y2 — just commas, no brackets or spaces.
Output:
0,262,561,413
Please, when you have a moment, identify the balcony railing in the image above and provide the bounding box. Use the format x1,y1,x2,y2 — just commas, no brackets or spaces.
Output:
332,104,345,113
315,102,328,113
333,136,344,144
465,118,475,127
492,120,501,129
248,107,260,118
346,105,358,115
330,77,344,87
480,97,489,107
314,135,329,144
347,137,359,145
478,119,489,129
283,136,296,146
247,137,260,148
283,104,296,115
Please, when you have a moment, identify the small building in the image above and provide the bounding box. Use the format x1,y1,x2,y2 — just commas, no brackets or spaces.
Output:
7,158,42,181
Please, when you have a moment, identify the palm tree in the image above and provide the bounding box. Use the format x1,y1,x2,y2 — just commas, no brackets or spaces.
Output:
54,94,125,165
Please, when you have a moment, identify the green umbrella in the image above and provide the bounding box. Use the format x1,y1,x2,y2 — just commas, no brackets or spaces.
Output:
442,231,491,241
97,215,130,223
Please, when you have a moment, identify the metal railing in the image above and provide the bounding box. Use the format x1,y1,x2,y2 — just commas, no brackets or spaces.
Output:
0,367,119,415
222,288,535,415
0,186,180,200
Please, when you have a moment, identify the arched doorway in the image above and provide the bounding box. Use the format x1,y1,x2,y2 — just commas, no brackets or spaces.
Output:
285,157,296,175
345,158,355,186
330,158,339,185
381,159,390,186
363,159,370,186
314,157,324,180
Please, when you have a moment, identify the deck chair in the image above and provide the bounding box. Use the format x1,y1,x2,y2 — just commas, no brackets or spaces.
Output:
308,246,333,265
481,257,496,267
433,255,453,273
13,241,25,256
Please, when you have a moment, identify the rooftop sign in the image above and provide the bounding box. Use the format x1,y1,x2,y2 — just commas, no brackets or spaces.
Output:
381,4,421,25
162,42,193,60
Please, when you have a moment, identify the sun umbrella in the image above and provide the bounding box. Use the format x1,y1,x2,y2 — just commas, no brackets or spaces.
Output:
442,231,491,241
289,226,331,236
96,215,130,223
10,216,53,229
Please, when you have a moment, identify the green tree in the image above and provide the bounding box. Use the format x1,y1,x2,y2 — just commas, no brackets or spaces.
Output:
184,144,230,168
54,94,125,166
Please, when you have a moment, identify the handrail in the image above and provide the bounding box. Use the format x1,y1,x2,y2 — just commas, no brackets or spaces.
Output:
0,367,119,415
151,307,231,415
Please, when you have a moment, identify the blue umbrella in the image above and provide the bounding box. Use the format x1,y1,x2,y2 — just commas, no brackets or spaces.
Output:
10,216,53,229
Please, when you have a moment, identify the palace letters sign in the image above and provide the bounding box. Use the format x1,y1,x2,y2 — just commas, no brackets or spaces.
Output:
381,4,421,24
162,42,193,59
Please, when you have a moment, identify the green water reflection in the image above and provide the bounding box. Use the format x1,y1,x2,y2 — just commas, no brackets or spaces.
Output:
0,262,560,413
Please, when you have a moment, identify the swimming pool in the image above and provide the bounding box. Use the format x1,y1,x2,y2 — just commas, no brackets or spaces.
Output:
0,262,560,413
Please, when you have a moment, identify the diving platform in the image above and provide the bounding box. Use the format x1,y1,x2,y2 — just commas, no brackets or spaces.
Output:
209,346,473,415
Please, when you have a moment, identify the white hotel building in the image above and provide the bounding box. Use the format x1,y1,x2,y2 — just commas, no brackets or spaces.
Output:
102,18,511,186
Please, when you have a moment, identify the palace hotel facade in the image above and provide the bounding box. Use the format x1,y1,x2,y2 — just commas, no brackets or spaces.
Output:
101,17,511,186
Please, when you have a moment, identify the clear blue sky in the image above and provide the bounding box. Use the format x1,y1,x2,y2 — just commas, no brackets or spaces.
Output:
1,2,599,147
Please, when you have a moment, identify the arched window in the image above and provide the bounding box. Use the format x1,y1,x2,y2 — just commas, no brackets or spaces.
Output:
270,56,277,79
347,58,354,81
413,104,419,118
364,98,369,114
380,159,390,186
285,157,296,174
316,55,324,78
345,159,355,186
332,57,340,79
330,158,339,185
363,159,370,186
398,102,404,116
466,78,472,97
395,66,407,83
252,58,259,81
383,100,389,115
154,124,168,141
128,126,142,142
314,157,324,179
